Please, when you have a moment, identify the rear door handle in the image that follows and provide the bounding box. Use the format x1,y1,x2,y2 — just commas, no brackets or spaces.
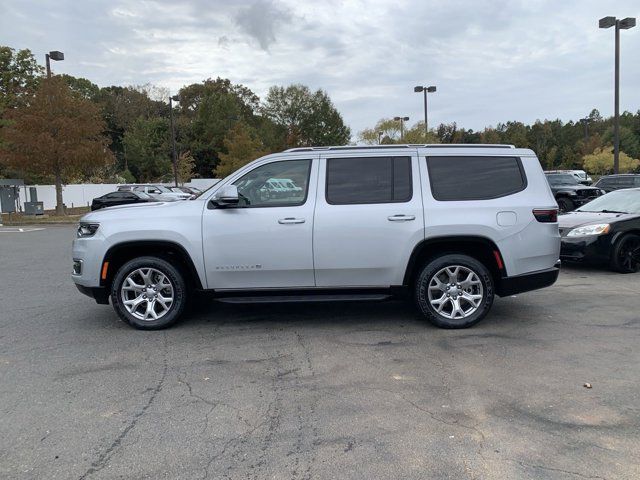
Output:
278,217,306,224
388,214,416,222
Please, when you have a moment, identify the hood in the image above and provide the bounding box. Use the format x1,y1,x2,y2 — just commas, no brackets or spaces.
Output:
558,210,631,230
80,200,183,222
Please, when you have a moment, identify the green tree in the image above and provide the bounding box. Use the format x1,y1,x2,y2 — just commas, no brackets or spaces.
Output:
583,147,639,175
123,117,171,182
215,123,267,178
0,77,114,214
263,84,350,147
60,74,100,101
0,46,43,110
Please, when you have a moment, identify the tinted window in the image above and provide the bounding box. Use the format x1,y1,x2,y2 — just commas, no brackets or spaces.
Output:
546,174,578,186
232,159,311,208
326,156,412,204
427,156,526,201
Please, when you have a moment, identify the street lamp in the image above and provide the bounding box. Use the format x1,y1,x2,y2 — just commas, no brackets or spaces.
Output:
169,94,180,187
600,16,636,173
414,85,436,137
580,118,590,142
45,50,64,78
393,116,410,142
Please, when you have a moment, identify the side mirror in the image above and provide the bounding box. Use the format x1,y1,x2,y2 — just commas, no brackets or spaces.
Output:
212,185,239,207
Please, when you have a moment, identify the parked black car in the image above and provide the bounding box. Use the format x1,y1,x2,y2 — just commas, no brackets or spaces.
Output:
559,188,640,273
592,174,640,193
545,173,604,212
91,191,157,211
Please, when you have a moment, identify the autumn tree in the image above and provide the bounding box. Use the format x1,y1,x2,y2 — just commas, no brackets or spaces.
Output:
215,123,267,178
582,147,639,175
177,150,196,185
358,118,439,144
263,84,350,147
0,77,114,214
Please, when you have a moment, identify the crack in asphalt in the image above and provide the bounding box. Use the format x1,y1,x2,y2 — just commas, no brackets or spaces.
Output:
510,459,608,479
78,332,168,480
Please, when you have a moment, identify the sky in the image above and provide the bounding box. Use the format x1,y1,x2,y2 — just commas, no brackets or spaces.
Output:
2,0,640,139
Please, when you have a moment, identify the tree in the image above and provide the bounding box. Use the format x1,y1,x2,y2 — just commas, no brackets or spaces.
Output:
263,84,350,147
0,77,114,214
60,74,100,101
358,118,439,144
177,150,196,185
215,123,267,178
122,116,171,182
582,147,639,175
0,46,43,110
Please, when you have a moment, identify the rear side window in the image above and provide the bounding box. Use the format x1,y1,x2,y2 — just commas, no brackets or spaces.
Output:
427,156,526,201
326,156,412,204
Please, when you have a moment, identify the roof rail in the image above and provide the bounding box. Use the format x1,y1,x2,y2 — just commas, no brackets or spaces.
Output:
284,144,515,152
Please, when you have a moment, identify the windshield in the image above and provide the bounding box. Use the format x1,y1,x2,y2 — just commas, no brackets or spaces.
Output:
154,185,172,193
547,174,579,186
135,192,153,199
576,190,640,214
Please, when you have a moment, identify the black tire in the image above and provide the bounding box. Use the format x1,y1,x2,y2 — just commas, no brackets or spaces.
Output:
557,197,575,213
111,256,188,329
609,233,640,273
414,254,494,329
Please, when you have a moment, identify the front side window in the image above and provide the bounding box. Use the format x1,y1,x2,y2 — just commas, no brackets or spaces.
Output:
427,156,526,201
326,156,412,205
232,159,311,208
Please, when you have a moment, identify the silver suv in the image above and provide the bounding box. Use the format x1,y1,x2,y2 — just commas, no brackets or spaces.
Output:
72,145,560,329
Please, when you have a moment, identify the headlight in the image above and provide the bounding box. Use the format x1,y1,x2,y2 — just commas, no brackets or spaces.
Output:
77,222,100,238
566,223,610,237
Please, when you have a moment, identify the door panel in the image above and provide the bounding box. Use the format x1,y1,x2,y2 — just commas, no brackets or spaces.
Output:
313,153,425,287
203,157,318,289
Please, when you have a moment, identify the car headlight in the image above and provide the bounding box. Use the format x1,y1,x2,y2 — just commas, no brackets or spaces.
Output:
77,222,100,238
566,223,610,237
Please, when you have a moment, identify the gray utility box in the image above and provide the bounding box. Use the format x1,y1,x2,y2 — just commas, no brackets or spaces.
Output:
24,202,44,215
0,186,17,213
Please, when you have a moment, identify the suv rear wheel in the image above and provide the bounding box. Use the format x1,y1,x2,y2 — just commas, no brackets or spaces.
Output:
111,256,187,329
414,254,494,328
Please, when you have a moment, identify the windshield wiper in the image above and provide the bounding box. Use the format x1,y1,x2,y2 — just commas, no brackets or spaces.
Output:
600,209,628,214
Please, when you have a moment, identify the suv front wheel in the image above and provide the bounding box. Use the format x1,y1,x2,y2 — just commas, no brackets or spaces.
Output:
415,254,494,328
111,256,187,329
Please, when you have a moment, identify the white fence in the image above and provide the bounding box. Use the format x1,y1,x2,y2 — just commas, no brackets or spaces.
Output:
17,179,220,211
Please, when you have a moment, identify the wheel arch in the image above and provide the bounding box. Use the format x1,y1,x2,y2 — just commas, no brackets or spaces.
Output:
403,236,505,287
101,240,203,290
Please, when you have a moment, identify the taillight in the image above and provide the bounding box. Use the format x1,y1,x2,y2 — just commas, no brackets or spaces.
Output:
533,209,558,223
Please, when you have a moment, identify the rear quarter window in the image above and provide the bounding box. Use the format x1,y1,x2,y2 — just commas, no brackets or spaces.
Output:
426,156,526,201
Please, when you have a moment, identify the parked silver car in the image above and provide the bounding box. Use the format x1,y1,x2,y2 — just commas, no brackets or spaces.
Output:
117,184,190,200
73,144,560,330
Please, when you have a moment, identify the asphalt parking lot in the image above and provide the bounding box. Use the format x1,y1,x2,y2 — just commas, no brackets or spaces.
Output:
1,225,639,479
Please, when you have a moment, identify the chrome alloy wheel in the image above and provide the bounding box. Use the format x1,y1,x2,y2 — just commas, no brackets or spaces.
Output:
120,267,174,321
427,265,484,319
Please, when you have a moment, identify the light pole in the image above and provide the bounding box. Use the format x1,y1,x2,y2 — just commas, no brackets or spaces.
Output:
580,118,590,142
414,85,436,137
393,116,409,142
45,51,64,78
169,94,180,187
599,16,636,174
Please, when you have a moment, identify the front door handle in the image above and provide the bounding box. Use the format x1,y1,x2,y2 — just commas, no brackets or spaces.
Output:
388,214,416,222
278,217,306,224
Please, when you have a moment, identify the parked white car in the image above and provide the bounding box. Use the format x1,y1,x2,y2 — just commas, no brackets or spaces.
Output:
117,184,190,200
73,144,560,330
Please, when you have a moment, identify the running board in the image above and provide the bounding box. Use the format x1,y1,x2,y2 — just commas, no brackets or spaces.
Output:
215,293,392,304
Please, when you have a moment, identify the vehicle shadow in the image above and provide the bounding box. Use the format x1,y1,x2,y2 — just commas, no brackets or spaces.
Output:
182,294,546,332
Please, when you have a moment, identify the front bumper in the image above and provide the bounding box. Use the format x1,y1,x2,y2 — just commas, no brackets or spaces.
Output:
496,263,560,297
75,284,110,304
560,234,612,264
